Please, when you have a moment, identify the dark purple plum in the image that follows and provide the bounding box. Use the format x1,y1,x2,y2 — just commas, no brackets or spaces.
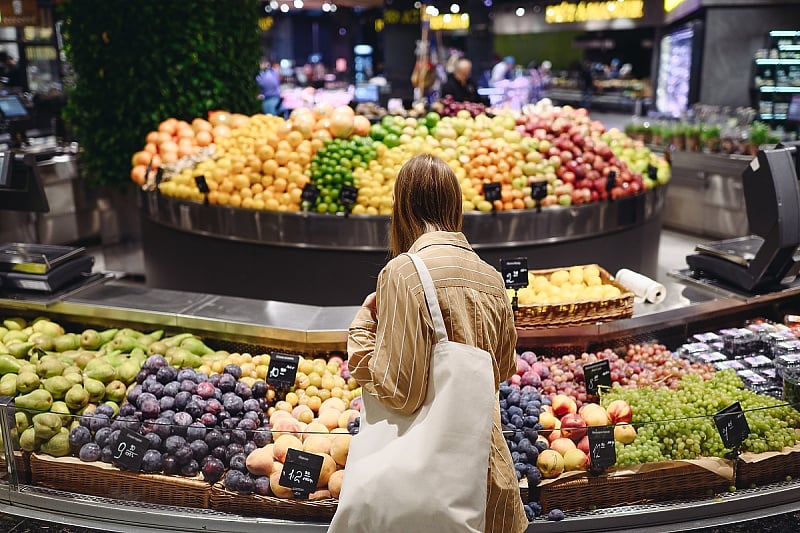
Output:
244,441,257,456
189,439,210,462
94,427,114,448
95,404,115,417
208,374,221,388
174,445,194,466
151,417,172,439
165,435,187,454
69,426,92,451
89,414,111,433
139,398,160,420
254,476,271,496
217,410,231,424
220,418,237,431
251,381,267,399
184,400,203,420
195,372,209,383
234,381,252,400
242,412,260,424
243,399,261,413
144,432,162,451
177,368,197,383
199,413,217,427
156,366,178,384
224,469,244,491
225,443,244,463
229,453,247,472
118,403,136,417
159,395,176,412
235,474,254,495
135,370,149,384
212,445,227,462
160,410,176,423
172,411,193,436
79,442,101,462
186,422,207,442
162,381,181,398
196,381,216,399
180,459,199,477
108,430,121,449
253,428,272,447
111,415,140,432
136,391,157,409
223,364,242,379
231,429,248,444
205,430,225,449
205,398,223,415
180,380,197,394
257,397,268,410
141,449,162,473
143,354,169,371
174,391,192,411
143,380,165,398
162,454,179,475
238,418,257,432
202,457,225,483
100,446,114,463
218,374,236,393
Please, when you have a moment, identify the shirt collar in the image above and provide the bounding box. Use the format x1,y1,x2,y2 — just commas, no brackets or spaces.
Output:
409,231,472,253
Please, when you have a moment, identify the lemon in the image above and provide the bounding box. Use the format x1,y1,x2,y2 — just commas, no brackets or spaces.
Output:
550,270,570,286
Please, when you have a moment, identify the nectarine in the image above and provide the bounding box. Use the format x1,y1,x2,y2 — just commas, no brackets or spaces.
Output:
607,400,633,425
537,449,565,479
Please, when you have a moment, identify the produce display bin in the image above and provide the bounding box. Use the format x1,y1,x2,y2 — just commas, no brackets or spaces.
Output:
736,441,800,489
210,483,337,521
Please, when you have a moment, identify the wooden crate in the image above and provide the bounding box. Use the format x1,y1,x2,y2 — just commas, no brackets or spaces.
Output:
736,442,800,488
210,483,337,521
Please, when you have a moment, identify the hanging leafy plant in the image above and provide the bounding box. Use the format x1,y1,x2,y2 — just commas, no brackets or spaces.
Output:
60,0,261,187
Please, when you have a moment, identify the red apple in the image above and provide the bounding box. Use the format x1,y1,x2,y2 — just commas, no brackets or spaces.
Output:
560,413,588,442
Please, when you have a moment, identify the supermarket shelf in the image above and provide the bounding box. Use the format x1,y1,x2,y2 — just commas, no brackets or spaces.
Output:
759,113,788,120
755,58,800,65
759,86,800,93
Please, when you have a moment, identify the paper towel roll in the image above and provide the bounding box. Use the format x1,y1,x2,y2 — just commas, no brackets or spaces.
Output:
615,268,667,304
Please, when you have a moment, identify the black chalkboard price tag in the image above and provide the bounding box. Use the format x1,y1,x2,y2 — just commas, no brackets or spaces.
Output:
483,182,501,202
647,165,658,181
112,428,150,473
339,185,359,207
268,352,299,389
606,170,617,193
301,183,320,204
279,448,323,498
155,168,165,187
588,425,616,470
584,359,612,395
531,180,548,201
500,257,529,289
195,175,210,194
714,401,750,449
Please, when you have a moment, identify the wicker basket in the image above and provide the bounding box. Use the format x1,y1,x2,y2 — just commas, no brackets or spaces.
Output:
513,265,634,329
210,483,337,521
736,442,800,488
537,458,734,513
29,454,210,509
0,451,31,484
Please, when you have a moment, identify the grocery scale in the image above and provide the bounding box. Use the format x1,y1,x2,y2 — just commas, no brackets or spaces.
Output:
0,243,94,293
686,144,800,292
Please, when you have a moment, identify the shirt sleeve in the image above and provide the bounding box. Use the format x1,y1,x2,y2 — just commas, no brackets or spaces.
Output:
347,261,432,415
495,296,518,383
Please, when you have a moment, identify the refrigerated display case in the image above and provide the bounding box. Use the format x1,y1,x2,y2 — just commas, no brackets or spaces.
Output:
656,22,703,118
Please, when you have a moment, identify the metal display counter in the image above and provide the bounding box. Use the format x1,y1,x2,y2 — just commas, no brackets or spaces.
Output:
1,277,800,531
663,151,751,240
140,186,667,306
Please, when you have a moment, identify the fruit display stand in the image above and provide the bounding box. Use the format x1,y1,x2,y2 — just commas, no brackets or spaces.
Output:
2,278,800,531
139,184,667,306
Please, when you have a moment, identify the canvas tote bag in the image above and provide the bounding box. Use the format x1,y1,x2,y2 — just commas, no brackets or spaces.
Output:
329,253,496,533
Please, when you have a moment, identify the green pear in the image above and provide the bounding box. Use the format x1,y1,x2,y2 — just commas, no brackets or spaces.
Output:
32,320,64,338
50,401,73,426
15,389,53,413
7,341,34,359
180,337,214,356
65,385,89,411
0,373,17,396
3,317,26,331
42,376,72,400
15,411,30,434
74,350,96,370
3,330,27,344
147,340,168,356
83,377,106,403
32,412,62,440
53,333,81,353
41,427,70,457
16,370,40,393
36,356,66,378
104,380,127,404
0,354,22,375
19,426,38,452
116,360,140,385
84,359,117,384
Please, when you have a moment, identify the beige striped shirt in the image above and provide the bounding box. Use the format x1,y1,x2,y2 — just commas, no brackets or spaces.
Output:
348,231,527,533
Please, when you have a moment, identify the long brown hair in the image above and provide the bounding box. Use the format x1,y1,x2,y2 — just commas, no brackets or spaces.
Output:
389,153,463,258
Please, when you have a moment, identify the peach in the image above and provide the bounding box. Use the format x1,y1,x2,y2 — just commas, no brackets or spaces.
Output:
538,411,558,430
551,394,578,418
330,434,351,466
318,409,341,431
303,435,332,455
328,468,345,499
338,409,360,429
292,404,314,424
537,449,565,479
320,397,347,414
317,452,338,488
273,434,303,463
331,427,350,434
271,417,301,439
607,400,633,425
559,413,588,442
580,403,611,427
269,409,293,426
541,404,553,415
245,445,274,476
549,437,577,456
270,466,294,498
303,421,330,441
310,488,332,501
548,427,563,443
614,422,637,444
577,435,590,454
563,448,590,471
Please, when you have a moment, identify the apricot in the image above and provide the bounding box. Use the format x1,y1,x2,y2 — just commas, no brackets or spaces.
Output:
328,469,345,499
273,434,303,463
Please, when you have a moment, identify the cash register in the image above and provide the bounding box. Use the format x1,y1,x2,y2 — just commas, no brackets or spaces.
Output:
686,144,800,292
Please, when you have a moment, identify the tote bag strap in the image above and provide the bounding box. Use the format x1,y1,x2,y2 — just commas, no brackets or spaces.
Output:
405,253,449,344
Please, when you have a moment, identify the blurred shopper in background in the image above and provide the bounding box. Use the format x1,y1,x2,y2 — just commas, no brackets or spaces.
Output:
441,58,486,104
256,60,281,115
491,56,515,86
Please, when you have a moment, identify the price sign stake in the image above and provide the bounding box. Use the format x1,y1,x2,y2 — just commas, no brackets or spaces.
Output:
606,170,617,194
531,180,548,212
500,257,529,289
483,182,501,203
268,352,300,389
584,360,612,396
647,165,658,181
155,168,165,187
279,447,324,498
195,175,210,194
714,401,750,450
339,185,359,207
588,425,616,470
301,183,321,206
113,427,150,473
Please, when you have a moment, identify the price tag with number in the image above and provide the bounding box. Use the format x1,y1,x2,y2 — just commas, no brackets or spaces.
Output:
606,170,617,193
584,360,612,395
531,180,548,201
714,401,750,449
339,185,359,207
195,175,210,194
500,258,528,289
483,182,501,202
268,352,299,389
588,425,616,469
301,183,321,204
279,448,323,497
113,428,150,473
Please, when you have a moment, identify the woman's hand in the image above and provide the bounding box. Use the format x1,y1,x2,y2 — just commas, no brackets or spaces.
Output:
362,292,377,321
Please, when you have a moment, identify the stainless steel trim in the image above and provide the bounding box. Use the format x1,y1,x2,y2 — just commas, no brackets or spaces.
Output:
139,187,667,251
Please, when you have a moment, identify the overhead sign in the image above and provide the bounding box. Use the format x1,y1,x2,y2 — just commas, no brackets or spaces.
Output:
0,0,38,27
428,13,470,31
664,0,686,13
545,1,644,24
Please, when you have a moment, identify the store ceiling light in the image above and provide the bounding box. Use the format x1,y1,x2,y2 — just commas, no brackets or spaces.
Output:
443,13,452,22
322,2,331,11
425,5,439,16
414,1,422,8
330,3,337,12
607,2,615,11
450,3,460,13
515,7,525,16
294,0,303,8
483,0,492,6
280,3,289,12
269,0,279,8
